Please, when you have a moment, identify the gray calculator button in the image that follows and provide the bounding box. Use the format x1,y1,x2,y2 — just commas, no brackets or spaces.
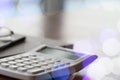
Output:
17,67,27,72
37,63,44,66
7,57,15,61
29,56,37,60
22,58,30,61
48,61,55,64
9,65,18,69
16,63,25,67
23,61,32,65
23,61,31,64
27,68,44,74
48,64,54,67
24,65,34,69
1,63,9,67
45,57,52,61
41,62,48,66
40,60,45,62
31,60,39,63
39,57,45,61
15,60,24,63
0,59,8,63
32,63,41,67
41,65,52,72
8,61,17,65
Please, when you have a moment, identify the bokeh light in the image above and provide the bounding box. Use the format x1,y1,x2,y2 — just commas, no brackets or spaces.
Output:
102,38,120,56
100,28,118,43
112,57,120,75
86,57,113,80
0,0,16,18
73,39,97,55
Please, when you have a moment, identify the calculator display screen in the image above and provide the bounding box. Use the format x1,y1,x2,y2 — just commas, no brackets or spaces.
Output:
37,47,81,60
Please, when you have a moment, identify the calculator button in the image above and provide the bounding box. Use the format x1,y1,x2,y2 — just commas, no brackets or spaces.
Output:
46,68,52,72
42,66,52,70
8,61,17,65
31,60,39,63
29,56,37,60
48,64,54,67
31,63,41,67
39,57,45,61
45,58,52,61
48,61,55,64
41,62,48,66
29,57,38,60
15,60,24,63
9,65,18,69
1,63,9,67
23,61,31,64
23,61,32,65
16,63,25,67
0,59,8,63
24,65,34,69
22,58,30,61
7,57,15,61
27,68,44,74
40,60,45,63
17,67,27,72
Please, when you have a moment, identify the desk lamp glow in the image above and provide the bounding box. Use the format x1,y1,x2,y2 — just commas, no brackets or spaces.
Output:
100,28,120,57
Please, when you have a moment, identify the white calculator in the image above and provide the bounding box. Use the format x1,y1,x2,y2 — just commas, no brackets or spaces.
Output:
0,45,97,80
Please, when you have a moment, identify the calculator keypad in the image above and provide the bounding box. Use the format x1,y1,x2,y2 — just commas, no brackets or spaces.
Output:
0,53,70,74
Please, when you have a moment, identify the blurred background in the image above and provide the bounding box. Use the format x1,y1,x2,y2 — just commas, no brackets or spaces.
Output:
1,0,120,80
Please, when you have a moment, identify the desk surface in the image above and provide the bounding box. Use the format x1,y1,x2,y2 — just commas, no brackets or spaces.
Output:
0,36,68,58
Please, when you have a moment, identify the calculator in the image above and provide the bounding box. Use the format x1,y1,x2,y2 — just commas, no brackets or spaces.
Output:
0,45,97,80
